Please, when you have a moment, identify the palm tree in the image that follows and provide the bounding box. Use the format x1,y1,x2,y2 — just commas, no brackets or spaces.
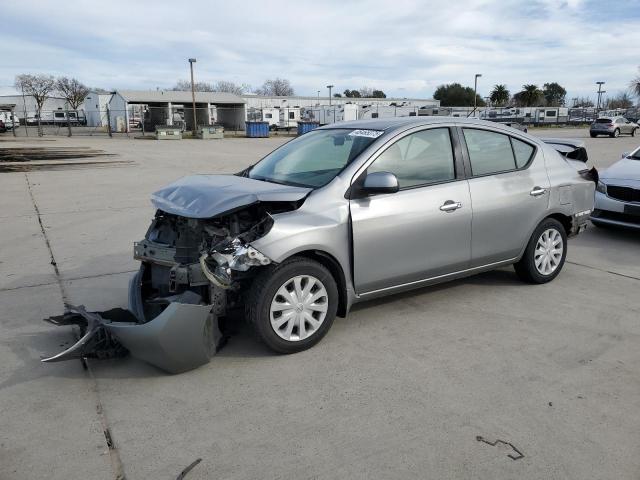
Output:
520,84,543,107
490,84,510,106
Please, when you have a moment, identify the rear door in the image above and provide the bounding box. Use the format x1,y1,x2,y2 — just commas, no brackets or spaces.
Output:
459,127,550,266
350,126,472,293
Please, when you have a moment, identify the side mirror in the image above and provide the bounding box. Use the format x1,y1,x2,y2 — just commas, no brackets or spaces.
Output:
362,171,399,195
622,151,630,159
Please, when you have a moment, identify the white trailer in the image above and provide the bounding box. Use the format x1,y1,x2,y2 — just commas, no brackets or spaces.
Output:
278,107,301,129
302,104,360,125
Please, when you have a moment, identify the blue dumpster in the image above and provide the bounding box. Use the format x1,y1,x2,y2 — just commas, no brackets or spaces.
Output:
297,121,320,136
245,121,270,138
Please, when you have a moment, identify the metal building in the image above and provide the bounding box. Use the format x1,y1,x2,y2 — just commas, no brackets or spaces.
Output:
108,90,246,133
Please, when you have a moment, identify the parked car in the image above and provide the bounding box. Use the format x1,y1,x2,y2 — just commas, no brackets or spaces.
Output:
590,117,638,138
591,146,640,229
43,118,596,373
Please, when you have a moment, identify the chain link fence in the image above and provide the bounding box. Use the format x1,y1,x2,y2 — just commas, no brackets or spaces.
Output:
4,104,640,138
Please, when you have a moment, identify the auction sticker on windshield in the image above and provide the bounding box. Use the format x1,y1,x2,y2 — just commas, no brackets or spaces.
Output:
349,129,384,138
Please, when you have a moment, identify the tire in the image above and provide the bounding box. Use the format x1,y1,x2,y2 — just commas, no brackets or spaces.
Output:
631,128,637,137
590,132,597,138
611,128,620,138
246,257,338,354
514,218,567,284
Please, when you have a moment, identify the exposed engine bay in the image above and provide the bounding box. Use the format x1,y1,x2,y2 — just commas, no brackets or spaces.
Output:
42,196,303,373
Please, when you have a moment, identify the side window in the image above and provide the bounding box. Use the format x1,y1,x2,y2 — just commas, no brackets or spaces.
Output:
368,128,455,188
463,129,515,176
512,138,534,168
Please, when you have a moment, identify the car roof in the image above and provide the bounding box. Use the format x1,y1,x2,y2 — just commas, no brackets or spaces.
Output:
317,116,524,135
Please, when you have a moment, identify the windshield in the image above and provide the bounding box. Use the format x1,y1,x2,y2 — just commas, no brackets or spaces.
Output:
595,118,612,123
248,128,382,188
629,147,640,160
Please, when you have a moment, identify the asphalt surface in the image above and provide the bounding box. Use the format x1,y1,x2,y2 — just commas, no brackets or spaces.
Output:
0,128,638,479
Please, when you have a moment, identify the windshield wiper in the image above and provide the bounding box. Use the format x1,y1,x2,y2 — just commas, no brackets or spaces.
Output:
250,175,312,188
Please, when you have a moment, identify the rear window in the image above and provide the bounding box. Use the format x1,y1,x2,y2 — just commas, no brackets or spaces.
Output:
596,118,612,123
463,129,515,175
512,139,534,168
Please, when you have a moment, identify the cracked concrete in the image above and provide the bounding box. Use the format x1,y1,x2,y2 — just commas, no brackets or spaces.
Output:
1,130,639,479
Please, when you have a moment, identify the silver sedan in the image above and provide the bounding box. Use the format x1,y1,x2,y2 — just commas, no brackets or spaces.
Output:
44,118,597,372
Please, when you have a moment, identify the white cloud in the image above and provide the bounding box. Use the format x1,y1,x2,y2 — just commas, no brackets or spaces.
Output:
1,0,638,102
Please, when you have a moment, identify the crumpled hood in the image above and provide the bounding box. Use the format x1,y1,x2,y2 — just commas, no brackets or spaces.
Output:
151,174,312,218
600,158,640,181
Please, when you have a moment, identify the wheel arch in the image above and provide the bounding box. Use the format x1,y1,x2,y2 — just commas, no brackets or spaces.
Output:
287,249,349,317
517,211,572,261
546,212,572,235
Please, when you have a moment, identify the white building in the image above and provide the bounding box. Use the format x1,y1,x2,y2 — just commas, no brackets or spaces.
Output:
108,90,246,132
84,91,113,127
0,94,71,123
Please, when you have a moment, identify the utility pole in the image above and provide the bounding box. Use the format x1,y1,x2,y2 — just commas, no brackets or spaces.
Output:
188,58,198,134
317,90,320,106
326,85,334,107
596,81,605,116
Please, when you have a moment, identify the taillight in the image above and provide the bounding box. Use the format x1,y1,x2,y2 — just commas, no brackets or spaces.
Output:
608,123,614,127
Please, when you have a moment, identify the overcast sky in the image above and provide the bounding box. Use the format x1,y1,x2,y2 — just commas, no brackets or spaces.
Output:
2,0,639,102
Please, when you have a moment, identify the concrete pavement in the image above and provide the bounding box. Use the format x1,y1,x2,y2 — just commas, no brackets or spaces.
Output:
1,129,639,479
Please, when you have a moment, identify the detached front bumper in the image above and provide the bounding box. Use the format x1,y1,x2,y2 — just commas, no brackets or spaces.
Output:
41,269,221,374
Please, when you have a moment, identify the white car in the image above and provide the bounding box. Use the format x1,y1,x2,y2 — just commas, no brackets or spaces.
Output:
591,146,640,229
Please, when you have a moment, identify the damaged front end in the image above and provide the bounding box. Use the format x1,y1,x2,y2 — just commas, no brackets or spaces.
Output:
42,179,305,373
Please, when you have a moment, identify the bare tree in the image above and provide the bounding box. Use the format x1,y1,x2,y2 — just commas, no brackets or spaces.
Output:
256,78,294,96
604,92,633,110
172,79,216,92
359,86,373,98
630,69,640,101
15,74,56,136
212,80,244,95
56,77,90,111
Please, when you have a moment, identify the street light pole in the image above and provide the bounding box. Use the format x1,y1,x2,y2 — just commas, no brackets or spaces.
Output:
326,85,334,107
596,81,605,116
472,73,482,117
188,58,197,134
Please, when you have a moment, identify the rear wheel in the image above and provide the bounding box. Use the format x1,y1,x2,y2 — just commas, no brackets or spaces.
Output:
611,128,620,138
590,132,597,138
246,257,338,353
514,218,567,284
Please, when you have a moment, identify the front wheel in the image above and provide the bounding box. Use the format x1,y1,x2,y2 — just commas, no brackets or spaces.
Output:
514,218,567,284
631,128,637,137
246,257,338,353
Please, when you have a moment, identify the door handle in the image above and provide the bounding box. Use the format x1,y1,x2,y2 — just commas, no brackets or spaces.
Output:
530,187,547,197
440,200,462,212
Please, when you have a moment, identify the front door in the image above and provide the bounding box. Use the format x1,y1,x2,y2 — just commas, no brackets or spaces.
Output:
350,127,472,294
